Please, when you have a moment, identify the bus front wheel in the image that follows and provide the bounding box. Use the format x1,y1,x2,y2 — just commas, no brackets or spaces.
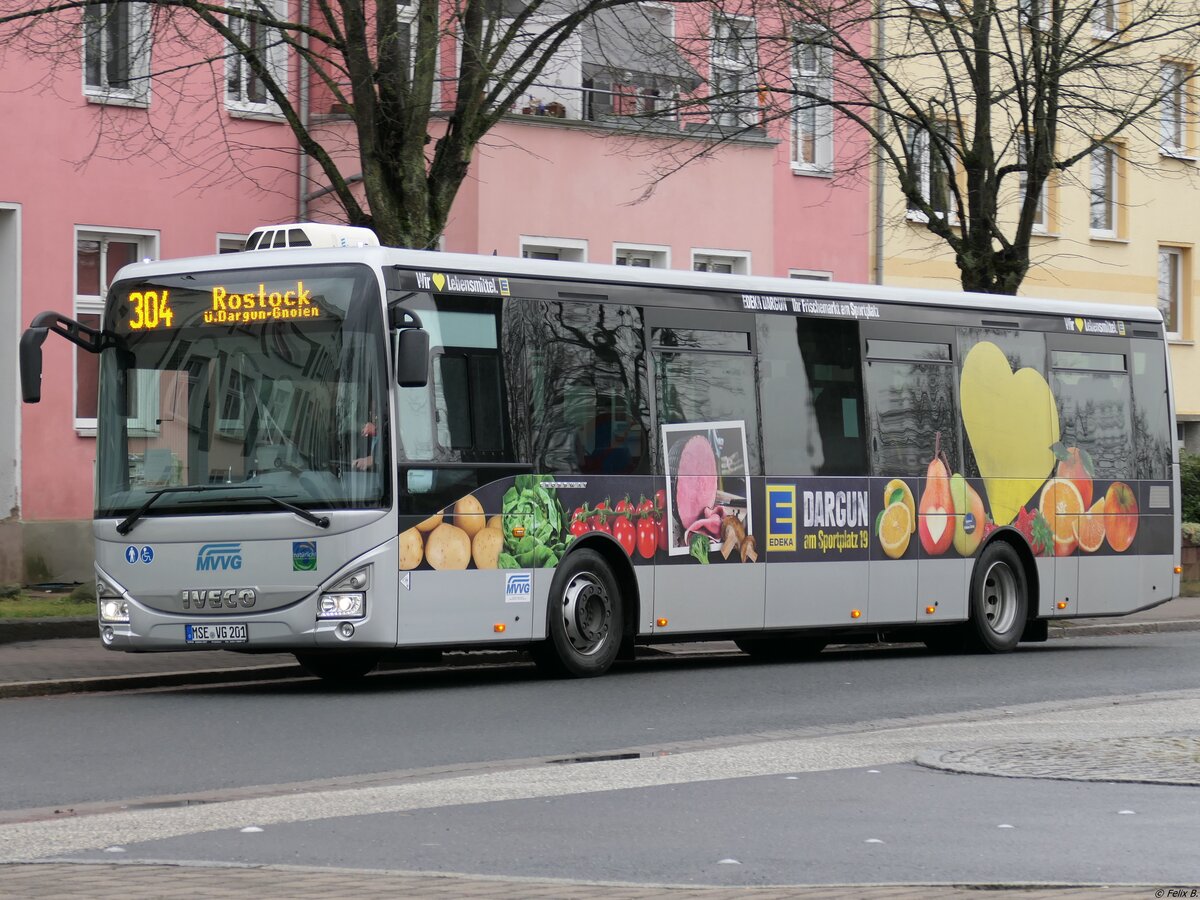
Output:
965,542,1028,653
295,651,380,683
534,549,623,678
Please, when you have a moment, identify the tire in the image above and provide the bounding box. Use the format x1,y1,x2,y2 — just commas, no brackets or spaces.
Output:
965,542,1028,653
735,636,827,661
534,549,623,678
295,651,380,682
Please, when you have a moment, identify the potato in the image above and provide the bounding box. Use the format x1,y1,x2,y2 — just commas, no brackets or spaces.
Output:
399,527,424,571
425,523,471,570
453,494,486,539
416,512,443,533
472,527,504,569
487,515,503,532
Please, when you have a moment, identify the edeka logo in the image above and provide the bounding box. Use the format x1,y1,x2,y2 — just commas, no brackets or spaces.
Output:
292,540,317,572
196,542,243,572
504,572,532,603
766,485,797,552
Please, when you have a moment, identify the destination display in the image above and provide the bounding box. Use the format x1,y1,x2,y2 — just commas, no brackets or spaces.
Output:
115,280,326,332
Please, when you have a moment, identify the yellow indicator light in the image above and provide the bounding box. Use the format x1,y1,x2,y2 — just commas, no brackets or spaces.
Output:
1175,566,1183,574
493,623,506,633
925,606,937,615
656,618,668,627
850,609,862,619
511,526,526,539
1057,601,1068,610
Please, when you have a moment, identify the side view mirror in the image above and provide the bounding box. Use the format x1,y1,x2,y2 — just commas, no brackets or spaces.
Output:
19,328,47,403
397,328,430,388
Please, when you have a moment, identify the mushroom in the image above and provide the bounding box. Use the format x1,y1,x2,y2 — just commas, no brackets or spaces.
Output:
720,515,746,559
739,534,758,563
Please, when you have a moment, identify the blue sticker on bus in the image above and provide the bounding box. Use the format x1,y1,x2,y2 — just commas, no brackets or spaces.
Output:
766,485,797,552
125,545,154,564
196,543,243,571
292,541,317,572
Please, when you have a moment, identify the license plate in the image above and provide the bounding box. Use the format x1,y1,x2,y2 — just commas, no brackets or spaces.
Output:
185,623,248,644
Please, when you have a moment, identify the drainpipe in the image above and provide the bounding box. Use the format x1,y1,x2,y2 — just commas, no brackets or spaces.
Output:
872,2,885,285
297,0,310,220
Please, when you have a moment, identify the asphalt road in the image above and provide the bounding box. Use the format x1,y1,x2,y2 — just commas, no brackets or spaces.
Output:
2,631,1200,816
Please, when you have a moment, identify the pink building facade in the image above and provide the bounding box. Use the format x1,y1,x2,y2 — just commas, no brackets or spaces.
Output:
0,1,869,583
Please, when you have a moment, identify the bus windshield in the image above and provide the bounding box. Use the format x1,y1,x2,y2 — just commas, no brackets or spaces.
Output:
94,263,389,519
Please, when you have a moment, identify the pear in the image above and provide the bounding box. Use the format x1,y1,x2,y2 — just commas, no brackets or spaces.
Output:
918,434,954,556
951,473,986,557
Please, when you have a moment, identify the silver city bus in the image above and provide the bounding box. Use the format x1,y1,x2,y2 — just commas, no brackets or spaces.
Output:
20,229,1181,681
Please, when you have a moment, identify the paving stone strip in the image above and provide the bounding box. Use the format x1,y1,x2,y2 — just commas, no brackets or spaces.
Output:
918,733,1200,785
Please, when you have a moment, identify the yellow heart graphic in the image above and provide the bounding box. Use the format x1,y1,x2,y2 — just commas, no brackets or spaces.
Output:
960,341,1060,526
1074,317,1085,333
432,272,446,291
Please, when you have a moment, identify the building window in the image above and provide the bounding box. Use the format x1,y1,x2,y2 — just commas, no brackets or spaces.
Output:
1019,0,1049,30
692,250,750,274
1018,142,1050,231
1158,245,1189,340
1090,0,1117,38
1089,142,1119,236
520,236,587,262
1161,63,1190,156
711,14,758,128
225,0,287,115
218,234,248,253
792,27,833,173
906,124,953,220
82,1,151,106
75,229,157,431
789,269,832,281
614,244,669,268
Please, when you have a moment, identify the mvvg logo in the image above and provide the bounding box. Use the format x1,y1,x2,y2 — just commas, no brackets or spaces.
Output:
196,542,243,571
504,572,531,603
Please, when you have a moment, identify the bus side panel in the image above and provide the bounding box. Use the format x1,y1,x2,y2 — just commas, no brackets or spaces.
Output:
653,563,765,634
1035,557,1056,617
396,569,535,645
764,560,868,629
916,557,969,624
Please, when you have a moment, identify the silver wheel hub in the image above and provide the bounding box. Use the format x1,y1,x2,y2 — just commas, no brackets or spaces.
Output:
561,572,611,656
980,560,1018,635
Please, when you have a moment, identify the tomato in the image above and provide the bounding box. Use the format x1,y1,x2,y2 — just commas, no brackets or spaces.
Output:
636,497,654,516
654,489,666,512
573,505,588,522
636,516,657,558
615,498,634,518
569,519,590,537
657,514,669,549
589,512,611,534
612,516,636,555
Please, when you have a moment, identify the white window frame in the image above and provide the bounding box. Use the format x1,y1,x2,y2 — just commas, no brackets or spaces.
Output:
1017,142,1050,233
614,243,670,268
711,14,758,129
1160,63,1191,158
225,0,288,118
74,227,159,434
1019,0,1049,31
1089,142,1119,237
1090,0,1117,39
906,123,954,222
788,269,832,281
520,236,588,262
691,249,751,274
217,233,249,253
791,27,833,174
1159,246,1187,340
82,1,151,107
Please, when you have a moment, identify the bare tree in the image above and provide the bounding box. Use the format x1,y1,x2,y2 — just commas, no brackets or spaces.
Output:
638,0,1200,294
0,0,701,248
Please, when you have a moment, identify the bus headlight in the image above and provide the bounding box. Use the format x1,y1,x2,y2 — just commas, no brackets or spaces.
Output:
318,567,369,619
318,592,365,618
99,598,130,623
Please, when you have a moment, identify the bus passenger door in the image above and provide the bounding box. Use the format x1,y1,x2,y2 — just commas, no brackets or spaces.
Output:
649,310,765,633
863,326,964,624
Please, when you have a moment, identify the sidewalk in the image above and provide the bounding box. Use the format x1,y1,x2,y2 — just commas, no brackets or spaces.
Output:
2,596,1198,699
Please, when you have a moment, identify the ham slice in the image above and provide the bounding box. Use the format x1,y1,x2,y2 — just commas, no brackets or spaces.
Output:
675,435,718,529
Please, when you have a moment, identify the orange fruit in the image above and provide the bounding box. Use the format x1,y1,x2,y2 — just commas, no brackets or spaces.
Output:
879,502,912,559
1075,498,1106,553
883,479,916,534
1038,478,1084,556
1104,482,1139,552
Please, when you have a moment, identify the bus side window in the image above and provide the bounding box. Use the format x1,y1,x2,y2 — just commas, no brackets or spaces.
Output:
785,318,866,477
863,337,957,478
1051,349,1134,481
1130,339,1172,480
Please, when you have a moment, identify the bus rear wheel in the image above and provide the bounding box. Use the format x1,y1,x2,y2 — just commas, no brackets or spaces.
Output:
965,542,1028,653
735,637,827,661
534,549,622,678
295,651,380,682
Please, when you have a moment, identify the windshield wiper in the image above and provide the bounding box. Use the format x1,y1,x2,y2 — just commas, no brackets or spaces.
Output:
116,484,331,535
183,491,331,530
115,484,261,536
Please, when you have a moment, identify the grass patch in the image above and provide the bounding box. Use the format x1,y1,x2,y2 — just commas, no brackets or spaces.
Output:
1180,581,1200,598
0,593,94,619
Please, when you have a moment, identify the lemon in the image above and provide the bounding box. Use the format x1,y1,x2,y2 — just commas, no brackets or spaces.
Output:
879,501,912,559
883,479,916,535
